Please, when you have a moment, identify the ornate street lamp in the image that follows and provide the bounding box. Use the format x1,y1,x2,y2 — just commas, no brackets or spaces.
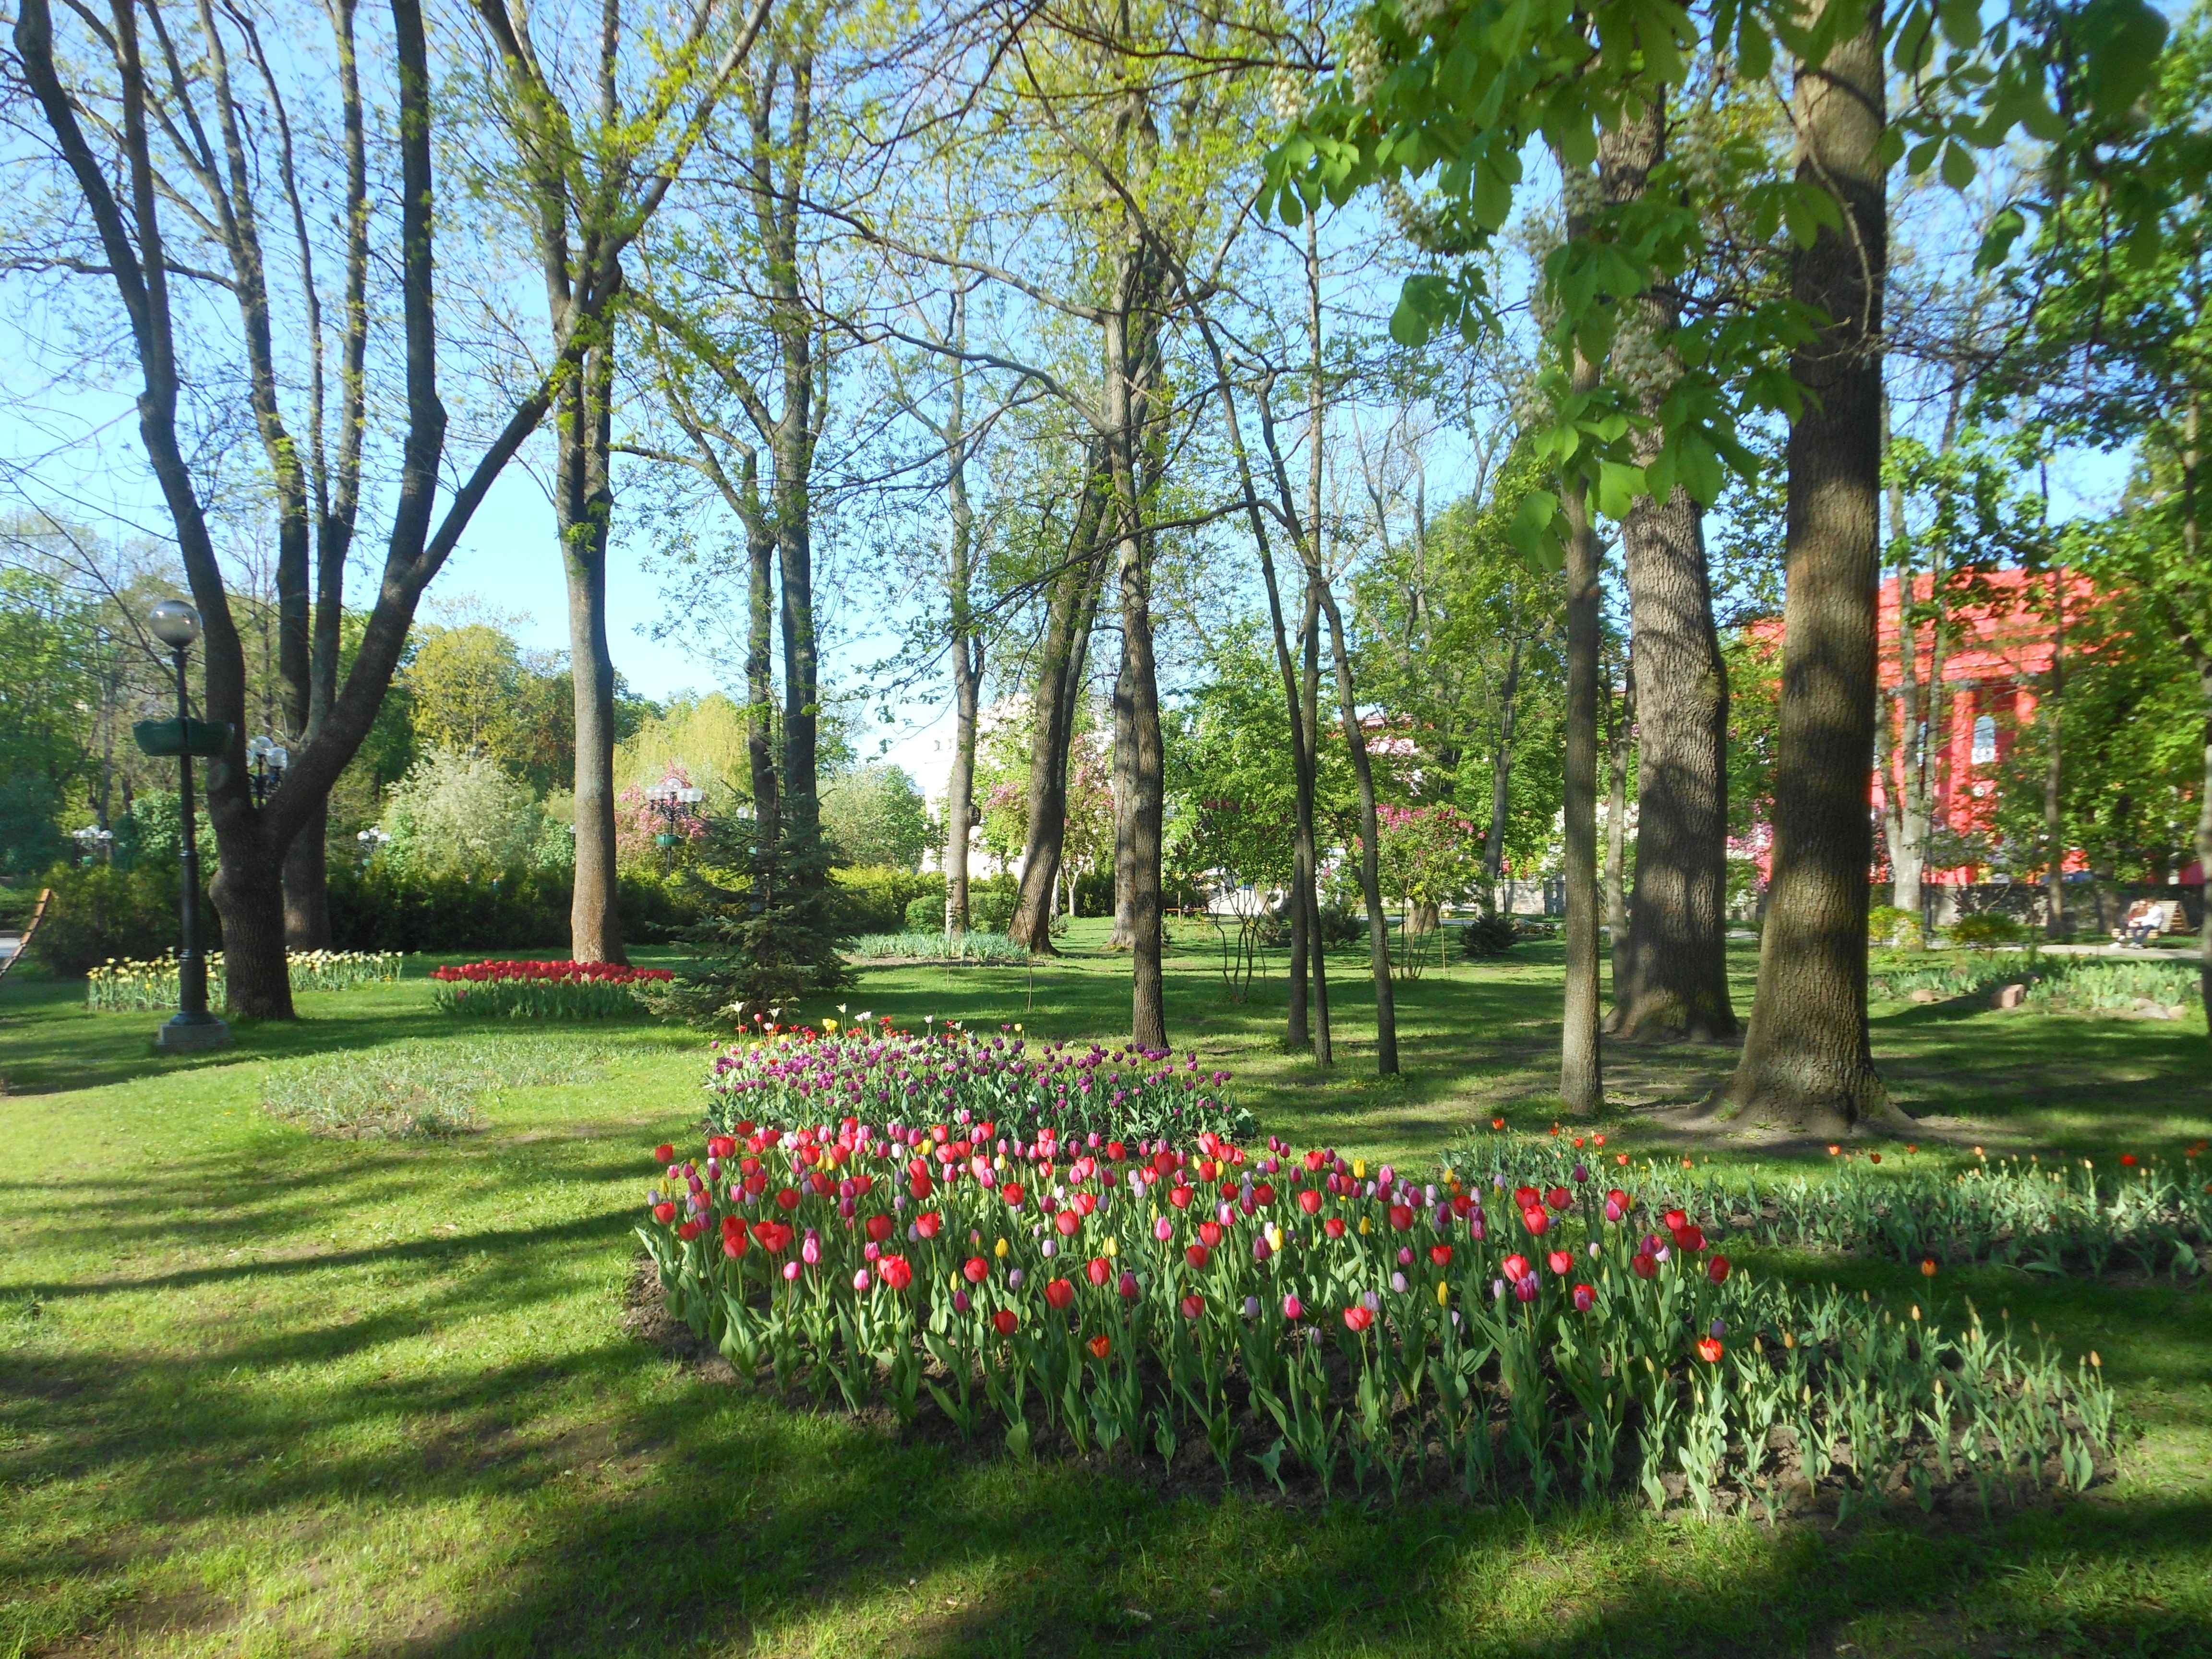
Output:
644,775,704,872
72,824,116,862
136,599,231,1052
356,826,392,869
246,734,289,806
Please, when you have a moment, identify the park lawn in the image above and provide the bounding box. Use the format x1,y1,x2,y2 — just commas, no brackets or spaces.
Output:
0,939,2206,1657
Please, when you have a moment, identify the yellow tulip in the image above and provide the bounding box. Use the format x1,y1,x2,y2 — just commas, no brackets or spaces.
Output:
1358,1216,1371,1236
1103,1237,1118,1258
1352,1159,1367,1179
994,1238,1009,1258
1435,1280,1450,1306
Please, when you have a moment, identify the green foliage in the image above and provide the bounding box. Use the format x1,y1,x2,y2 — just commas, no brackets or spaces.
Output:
830,866,946,935
1458,911,1520,959
848,931,1032,965
820,764,932,871
904,892,943,931
665,815,854,1018
1949,912,2029,947
322,863,693,953
376,746,549,879
968,874,1020,934
1867,904,1925,950
25,858,190,977
259,1037,608,1140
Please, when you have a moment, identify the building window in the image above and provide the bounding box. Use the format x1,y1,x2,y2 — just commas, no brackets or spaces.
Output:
1972,713,1997,766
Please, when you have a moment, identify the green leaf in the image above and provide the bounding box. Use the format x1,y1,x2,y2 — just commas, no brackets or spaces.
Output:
1940,140,1976,190
1906,137,1940,176
1595,460,1643,519
1391,289,1435,348
1937,0,1981,51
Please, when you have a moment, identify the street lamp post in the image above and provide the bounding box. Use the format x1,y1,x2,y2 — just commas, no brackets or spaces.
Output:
246,734,289,806
144,599,231,1053
356,826,391,869
644,776,704,872
72,824,116,863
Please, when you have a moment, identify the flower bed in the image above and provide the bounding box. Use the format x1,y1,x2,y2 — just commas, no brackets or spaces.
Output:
638,1122,2116,1512
1870,952,2200,1017
430,958,673,1019
705,1021,1258,1147
848,930,1032,965
85,949,403,1012
1459,1135,2212,1279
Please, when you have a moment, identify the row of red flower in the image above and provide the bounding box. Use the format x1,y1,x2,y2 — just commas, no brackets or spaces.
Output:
428,959,675,984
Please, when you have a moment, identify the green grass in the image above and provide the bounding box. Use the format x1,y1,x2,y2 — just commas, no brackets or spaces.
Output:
2,935,2209,1656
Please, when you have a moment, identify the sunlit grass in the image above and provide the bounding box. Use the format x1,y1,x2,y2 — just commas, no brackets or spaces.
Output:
1,941,2208,1655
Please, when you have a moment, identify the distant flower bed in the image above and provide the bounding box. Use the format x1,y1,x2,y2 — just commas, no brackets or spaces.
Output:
430,958,673,1019
86,949,403,1012
640,1123,2116,1512
705,1018,1258,1146
1870,952,2199,1018
848,930,1032,964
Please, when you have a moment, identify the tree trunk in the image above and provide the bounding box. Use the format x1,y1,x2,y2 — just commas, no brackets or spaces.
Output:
563,334,626,963
1605,663,1633,995
1725,0,1893,1131
1882,397,1929,914
1612,483,1736,1038
744,471,780,887
1303,585,1331,1063
1110,635,1137,951
1319,583,1398,1075
1559,428,1603,1115
1012,467,1108,952
2197,655,2212,1028
283,810,331,949
1486,637,1524,893
1118,526,1167,1050
2043,566,2067,937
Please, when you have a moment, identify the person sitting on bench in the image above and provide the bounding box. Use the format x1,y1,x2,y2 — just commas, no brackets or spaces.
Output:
2116,899,2168,947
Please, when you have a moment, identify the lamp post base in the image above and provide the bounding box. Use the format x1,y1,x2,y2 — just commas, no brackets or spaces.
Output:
156,1012,232,1053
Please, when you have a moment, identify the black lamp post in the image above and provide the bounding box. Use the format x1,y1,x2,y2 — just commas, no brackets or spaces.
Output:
246,733,289,805
645,776,704,872
144,599,231,1052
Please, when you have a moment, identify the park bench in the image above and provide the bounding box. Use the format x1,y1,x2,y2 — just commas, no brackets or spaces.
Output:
0,888,54,982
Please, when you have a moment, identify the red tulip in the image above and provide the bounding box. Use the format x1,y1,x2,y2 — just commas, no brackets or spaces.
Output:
909,1171,933,1200
1055,1210,1081,1238
1631,1250,1658,1279
879,1254,914,1291
1186,1244,1211,1269
1545,1186,1571,1211
1342,1305,1374,1333
1571,1283,1596,1312
1388,1203,1414,1231
775,1188,801,1213
915,1211,942,1239
1548,1249,1573,1276
962,1256,989,1284
1044,1278,1075,1310
1661,1208,1688,1232
677,1220,704,1242
1253,1182,1275,1206
1501,1254,1531,1281
653,1143,675,1164
1707,1253,1731,1285
1179,1293,1204,1319
1168,1184,1194,1210
652,1202,676,1225
866,1214,894,1243
992,1309,1019,1336
1672,1224,1706,1253
1322,1217,1346,1239
1429,1244,1453,1267
1521,1206,1550,1237
1087,1334,1112,1360
1086,1256,1111,1287
1298,1188,1324,1215
1198,1221,1223,1248
753,1221,793,1254
1001,1182,1026,1208
1696,1336,1723,1363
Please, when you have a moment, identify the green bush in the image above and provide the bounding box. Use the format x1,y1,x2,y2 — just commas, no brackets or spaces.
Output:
903,893,942,931
968,873,1019,933
830,866,944,934
1867,903,1924,950
1458,910,1520,959
25,859,192,978
1949,911,2028,947
326,863,696,953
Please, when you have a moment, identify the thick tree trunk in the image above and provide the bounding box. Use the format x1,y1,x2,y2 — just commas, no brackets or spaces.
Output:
1011,469,1108,951
1725,1,1894,1131
564,338,626,964
1605,664,1633,997
283,810,331,949
1560,454,1603,1114
1612,484,1736,1038
1118,528,1167,1049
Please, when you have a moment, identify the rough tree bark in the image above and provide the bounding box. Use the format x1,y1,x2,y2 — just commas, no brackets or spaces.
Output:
2043,566,2067,937
942,297,982,935
1011,460,1109,952
1724,0,1898,1130
1605,662,1634,996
